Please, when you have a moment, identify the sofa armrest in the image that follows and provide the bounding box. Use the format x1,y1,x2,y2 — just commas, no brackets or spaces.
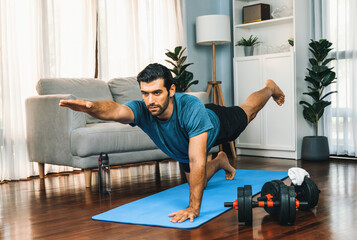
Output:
25,94,86,166
185,91,210,104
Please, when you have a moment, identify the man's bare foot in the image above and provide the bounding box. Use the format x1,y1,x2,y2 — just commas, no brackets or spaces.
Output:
266,79,285,106
216,151,236,180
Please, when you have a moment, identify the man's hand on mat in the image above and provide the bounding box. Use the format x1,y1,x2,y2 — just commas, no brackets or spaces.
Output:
168,207,199,223
59,99,94,112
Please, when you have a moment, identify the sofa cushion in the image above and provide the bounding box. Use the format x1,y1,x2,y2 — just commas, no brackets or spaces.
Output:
108,77,142,104
36,78,113,123
70,122,158,157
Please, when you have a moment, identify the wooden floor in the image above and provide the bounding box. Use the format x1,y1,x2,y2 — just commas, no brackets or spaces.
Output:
1,156,357,240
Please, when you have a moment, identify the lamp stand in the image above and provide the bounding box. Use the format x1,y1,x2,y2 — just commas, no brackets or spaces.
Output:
206,43,237,159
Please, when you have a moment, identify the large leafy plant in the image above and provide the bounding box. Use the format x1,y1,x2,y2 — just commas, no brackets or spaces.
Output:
300,39,337,136
165,46,199,92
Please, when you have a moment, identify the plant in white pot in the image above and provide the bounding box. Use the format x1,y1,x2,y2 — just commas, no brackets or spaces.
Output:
236,35,260,56
300,39,337,161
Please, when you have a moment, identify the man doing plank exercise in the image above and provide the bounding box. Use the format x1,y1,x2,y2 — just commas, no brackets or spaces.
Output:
59,63,285,223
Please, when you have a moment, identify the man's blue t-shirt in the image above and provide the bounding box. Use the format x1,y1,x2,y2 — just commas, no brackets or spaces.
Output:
124,93,220,163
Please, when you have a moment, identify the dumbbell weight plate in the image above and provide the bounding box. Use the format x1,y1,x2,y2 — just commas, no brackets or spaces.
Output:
292,177,319,210
278,185,296,225
243,185,253,226
260,180,285,216
237,187,245,223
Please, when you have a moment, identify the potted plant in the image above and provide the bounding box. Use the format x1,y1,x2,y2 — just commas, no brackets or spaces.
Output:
165,46,199,92
300,39,337,161
235,35,260,56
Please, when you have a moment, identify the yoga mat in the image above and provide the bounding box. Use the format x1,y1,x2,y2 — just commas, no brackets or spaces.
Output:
92,169,287,229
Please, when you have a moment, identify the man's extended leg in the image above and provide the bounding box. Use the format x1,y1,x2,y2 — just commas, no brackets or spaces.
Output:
185,151,236,186
239,79,285,123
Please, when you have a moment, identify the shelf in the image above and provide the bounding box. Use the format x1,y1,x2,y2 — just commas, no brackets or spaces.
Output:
235,16,293,29
234,51,293,60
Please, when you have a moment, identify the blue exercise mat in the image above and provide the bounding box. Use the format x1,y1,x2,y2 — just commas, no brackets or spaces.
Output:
92,169,287,229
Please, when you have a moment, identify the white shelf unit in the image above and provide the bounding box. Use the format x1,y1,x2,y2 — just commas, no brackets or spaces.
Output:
233,0,294,58
232,0,312,159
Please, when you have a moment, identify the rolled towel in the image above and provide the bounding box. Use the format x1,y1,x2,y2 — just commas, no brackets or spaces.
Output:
288,167,310,186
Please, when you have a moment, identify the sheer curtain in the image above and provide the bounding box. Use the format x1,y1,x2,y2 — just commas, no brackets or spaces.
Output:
0,0,184,181
40,0,97,174
314,0,357,157
97,0,184,80
0,0,96,181
0,0,41,180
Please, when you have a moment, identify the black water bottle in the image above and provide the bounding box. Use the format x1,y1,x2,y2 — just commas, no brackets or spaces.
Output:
98,153,111,194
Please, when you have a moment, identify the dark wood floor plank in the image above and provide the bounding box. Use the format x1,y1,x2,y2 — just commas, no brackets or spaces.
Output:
1,157,357,239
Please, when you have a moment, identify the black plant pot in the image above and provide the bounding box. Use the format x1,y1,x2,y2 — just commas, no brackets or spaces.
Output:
301,136,330,161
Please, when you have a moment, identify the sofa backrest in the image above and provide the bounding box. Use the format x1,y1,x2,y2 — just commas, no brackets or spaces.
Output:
108,77,142,104
36,78,113,123
108,77,211,105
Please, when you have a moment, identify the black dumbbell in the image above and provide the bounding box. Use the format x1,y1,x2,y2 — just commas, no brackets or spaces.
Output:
224,184,312,225
260,177,320,212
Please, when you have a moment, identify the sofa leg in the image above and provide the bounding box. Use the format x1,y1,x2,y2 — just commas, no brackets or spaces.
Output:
84,169,92,188
38,163,45,178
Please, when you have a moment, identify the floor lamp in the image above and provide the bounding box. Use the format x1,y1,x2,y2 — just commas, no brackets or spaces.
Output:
196,15,237,159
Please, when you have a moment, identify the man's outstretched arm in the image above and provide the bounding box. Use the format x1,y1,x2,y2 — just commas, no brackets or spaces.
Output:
168,132,208,223
59,99,134,124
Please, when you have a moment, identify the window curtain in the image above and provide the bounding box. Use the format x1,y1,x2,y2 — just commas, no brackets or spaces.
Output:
97,0,184,80
0,0,96,181
0,0,41,180
0,0,184,181
312,0,357,156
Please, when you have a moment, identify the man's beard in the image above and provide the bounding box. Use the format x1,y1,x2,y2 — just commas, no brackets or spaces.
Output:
147,95,170,117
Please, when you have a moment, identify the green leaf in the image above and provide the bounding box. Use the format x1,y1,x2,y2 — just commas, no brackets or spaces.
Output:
183,80,199,92
304,76,320,89
322,57,335,65
307,86,317,92
174,46,182,57
165,60,177,68
177,56,187,67
321,72,336,86
320,91,337,101
314,101,331,120
180,63,193,73
302,106,317,124
303,91,319,102
312,65,328,73
170,68,179,76
299,100,314,109
309,58,318,66
178,47,186,59
165,52,178,61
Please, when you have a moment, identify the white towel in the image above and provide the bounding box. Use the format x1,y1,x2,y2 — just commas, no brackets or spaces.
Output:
288,167,310,186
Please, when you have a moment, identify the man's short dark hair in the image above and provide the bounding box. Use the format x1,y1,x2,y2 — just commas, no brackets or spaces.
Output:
137,63,174,92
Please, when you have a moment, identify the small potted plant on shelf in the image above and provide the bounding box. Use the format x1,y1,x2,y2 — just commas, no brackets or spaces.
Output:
236,35,260,56
300,39,337,161
165,46,199,92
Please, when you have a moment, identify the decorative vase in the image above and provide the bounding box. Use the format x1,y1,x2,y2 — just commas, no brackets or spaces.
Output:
301,136,330,161
244,46,254,56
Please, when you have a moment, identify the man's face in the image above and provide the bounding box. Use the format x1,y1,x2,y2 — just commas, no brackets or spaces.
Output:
140,78,175,118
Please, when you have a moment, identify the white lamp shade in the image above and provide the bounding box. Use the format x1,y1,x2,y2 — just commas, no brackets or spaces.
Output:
196,15,231,45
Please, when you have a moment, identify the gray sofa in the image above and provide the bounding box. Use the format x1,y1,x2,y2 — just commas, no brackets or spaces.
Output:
26,77,217,187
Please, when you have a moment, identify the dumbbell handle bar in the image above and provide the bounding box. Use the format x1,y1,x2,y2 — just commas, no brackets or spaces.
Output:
224,199,308,209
